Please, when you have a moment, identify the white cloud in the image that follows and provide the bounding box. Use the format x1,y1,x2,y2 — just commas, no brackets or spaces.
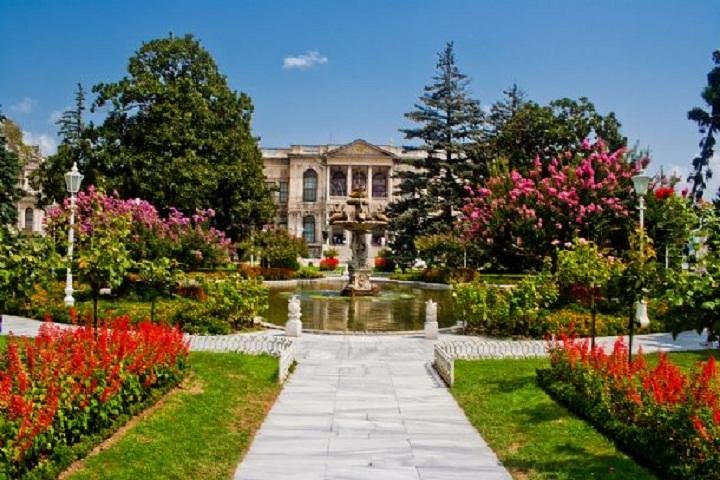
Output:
48,110,63,124
22,131,57,156
11,97,36,114
283,50,328,70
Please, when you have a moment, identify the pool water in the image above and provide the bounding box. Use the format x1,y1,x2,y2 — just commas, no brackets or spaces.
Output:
266,280,455,332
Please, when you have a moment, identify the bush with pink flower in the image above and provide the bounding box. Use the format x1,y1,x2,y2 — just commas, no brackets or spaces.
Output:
461,140,639,270
46,187,232,271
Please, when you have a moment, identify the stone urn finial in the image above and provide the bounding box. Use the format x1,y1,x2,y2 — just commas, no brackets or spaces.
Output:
286,295,302,337
424,299,438,340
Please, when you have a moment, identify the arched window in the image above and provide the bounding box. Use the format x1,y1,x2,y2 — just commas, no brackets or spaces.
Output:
24,208,34,231
372,170,388,198
303,169,318,202
303,215,316,243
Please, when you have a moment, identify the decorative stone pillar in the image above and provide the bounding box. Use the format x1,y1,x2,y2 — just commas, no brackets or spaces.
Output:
424,299,438,340
346,166,352,196
285,295,302,337
367,166,373,199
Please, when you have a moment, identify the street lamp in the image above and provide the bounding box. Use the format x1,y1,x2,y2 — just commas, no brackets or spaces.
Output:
63,162,83,307
629,171,652,359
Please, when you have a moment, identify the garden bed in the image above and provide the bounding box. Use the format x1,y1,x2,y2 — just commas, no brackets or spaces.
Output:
537,336,720,479
63,351,281,479
452,355,704,479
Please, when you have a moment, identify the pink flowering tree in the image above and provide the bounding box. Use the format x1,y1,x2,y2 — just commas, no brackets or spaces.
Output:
461,140,640,270
46,187,232,271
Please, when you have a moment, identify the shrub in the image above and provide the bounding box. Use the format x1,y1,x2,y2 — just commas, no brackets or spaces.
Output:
239,228,306,270
374,248,395,272
171,275,268,334
319,257,339,271
537,333,720,479
454,269,558,337
294,266,324,279
0,319,188,478
420,267,451,284
323,248,339,259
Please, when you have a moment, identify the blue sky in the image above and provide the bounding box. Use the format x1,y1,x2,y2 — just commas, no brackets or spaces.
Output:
1,0,718,195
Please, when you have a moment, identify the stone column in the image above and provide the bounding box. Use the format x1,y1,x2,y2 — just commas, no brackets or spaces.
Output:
285,295,302,337
347,166,352,196
367,166,373,199
424,299,438,340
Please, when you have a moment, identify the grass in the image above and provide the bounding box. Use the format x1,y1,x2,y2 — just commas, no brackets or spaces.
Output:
66,352,281,480
452,350,720,480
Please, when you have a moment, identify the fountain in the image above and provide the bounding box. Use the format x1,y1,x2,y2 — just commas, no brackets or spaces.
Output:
329,188,389,296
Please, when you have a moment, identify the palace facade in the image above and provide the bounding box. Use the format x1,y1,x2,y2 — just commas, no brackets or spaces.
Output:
261,139,422,261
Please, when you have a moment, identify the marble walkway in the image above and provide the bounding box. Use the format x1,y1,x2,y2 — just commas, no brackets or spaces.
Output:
233,334,511,480
1,315,710,480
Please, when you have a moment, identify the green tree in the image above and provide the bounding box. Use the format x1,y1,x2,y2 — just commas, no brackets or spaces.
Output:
389,42,485,266
136,257,178,322
0,111,22,226
557,238,618,348
90,33,274,240
687,49,720,202
485,95,625,171
32,83,99,206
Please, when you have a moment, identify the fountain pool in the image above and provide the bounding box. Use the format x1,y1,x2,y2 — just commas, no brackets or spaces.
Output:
265,280,455,332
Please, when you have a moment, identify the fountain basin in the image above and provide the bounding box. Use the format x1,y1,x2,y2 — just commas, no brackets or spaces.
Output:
265,278,454,332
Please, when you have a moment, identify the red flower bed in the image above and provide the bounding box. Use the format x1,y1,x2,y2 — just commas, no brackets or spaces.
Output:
537,333,720,479
319,257,339,271
0,318,188,477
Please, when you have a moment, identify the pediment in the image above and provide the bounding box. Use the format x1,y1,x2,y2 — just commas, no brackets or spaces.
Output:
327,139,396,159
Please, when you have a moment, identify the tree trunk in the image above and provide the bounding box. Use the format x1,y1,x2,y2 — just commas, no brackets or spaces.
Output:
151,298,156,323
590,288,596,350
628,309,635,364
92,291,99,334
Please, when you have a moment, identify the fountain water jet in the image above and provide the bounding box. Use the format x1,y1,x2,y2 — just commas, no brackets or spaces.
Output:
329,188,388,296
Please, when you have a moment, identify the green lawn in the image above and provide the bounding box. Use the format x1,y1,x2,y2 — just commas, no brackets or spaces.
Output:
66,352,281,480
453,351,719,480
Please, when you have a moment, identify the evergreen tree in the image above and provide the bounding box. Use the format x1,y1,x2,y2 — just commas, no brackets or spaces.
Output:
388,42,484,266
0,109,22,227
688,49,720,203
33,83,98,205
90,34,274,240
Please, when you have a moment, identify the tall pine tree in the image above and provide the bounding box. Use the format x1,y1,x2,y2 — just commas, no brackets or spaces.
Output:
33,83,99,205
688,49,720,203
0,109,22,227
388,42,484,266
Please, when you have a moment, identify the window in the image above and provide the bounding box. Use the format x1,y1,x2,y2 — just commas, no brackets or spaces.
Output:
351,168,367,194
331,227,346,245
24,208,34,231
279,181,289,203
372,232,385,246
303,169,318,202
372,170,388,198
303,215,316,243
330,166,347,196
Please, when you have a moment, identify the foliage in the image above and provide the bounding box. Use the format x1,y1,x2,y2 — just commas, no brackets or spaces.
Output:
65,352,280,480
171,274,267,334
538,333,720,479
388,42,484,266
645,179,698,269
453,357,654,480
541,308,645,337
482,92,626,172
373,248,395,272
661,206,720,340
0,319,188,478
454,267,559,337
0,228,61,315
318,257,339,271
323,248,339,259
293,265,324,279
46,187,232,270
462,140,638,270
240,228,306,270
687,49,720,202
414,233,481,268
89,34,274,240
0,112,22,227
135,258,179,322
31,83,100,207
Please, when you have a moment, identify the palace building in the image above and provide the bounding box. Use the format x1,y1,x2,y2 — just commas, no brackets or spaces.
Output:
261,139,423,261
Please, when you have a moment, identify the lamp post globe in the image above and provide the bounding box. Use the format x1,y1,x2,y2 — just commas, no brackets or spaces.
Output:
63,162,84,307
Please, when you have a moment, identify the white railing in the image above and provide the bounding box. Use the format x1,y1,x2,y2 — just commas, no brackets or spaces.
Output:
434,339,547,386
188,335,295,383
